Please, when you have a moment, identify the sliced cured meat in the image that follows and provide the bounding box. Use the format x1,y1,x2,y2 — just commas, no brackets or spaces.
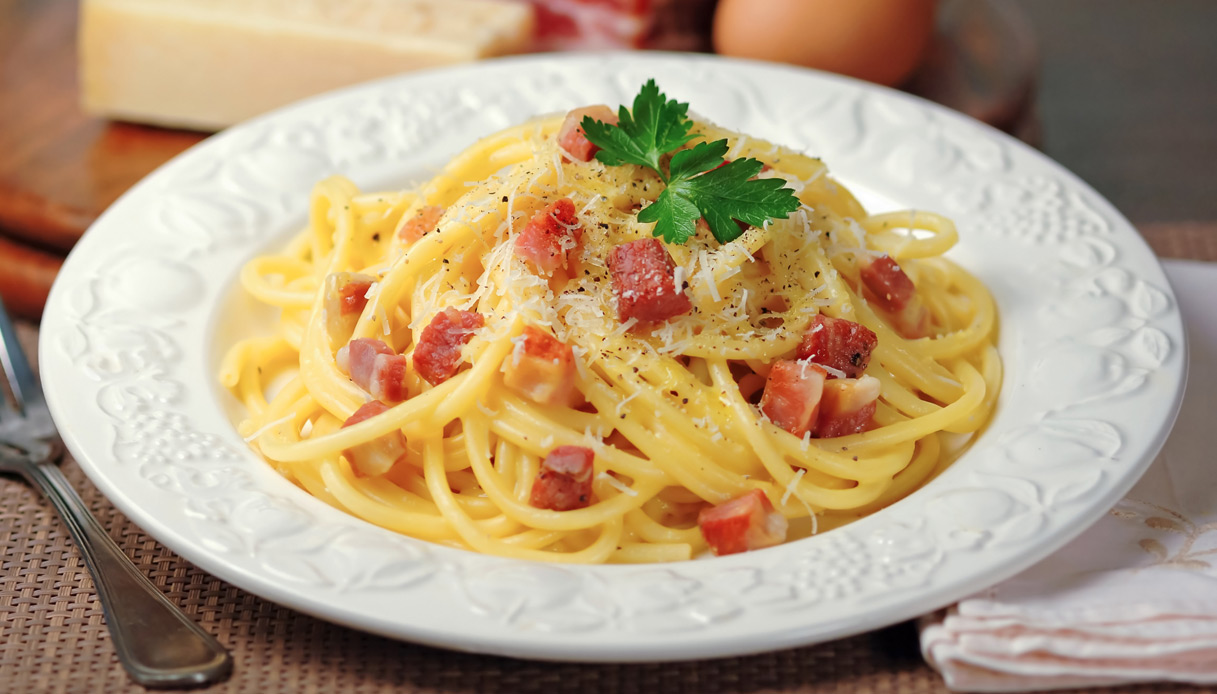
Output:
524,0,653,50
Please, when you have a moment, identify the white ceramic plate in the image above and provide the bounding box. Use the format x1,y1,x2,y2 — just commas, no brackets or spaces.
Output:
40,53,1186,662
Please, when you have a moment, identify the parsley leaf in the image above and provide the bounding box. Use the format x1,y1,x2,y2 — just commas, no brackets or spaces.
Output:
668,139,730,180
637,187,701,245
579,79,801,246
642,157,803,245
582,79,698,173
671,158,802,244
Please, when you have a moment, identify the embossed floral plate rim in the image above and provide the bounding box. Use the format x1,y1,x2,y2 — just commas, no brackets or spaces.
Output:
39,53,1186,662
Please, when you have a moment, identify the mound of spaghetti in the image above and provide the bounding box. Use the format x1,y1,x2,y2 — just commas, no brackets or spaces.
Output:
222,82,1000,564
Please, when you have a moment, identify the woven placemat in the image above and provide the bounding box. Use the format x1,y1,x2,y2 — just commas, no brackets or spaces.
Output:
3,225,1216,694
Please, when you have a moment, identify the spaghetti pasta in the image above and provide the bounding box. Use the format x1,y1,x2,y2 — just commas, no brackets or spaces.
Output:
221,97,1001,564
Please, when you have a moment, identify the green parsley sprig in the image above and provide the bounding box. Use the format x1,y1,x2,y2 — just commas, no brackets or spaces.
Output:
580,79,801,245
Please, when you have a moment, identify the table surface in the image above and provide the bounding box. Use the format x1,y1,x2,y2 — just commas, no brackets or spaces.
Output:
1017,0,1217,224
3,1,1217,692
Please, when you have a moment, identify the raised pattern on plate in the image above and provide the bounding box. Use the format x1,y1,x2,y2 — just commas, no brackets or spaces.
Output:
39,54,1185,662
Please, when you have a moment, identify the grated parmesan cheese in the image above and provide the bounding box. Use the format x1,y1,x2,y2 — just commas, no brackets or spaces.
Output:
615,389,640,415
596,471,639,497
726,135,750,160
244,411,297,443
509,333,528,367
697,252,722,302
819,363,847,379
569,344,591,382
551,151,566,190
378,304,391,335
609,317,638,339
577,194,599,217
583,425,608,454
780,468,806,507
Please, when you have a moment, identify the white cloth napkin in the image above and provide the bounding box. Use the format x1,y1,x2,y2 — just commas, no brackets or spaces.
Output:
920,260,1217,692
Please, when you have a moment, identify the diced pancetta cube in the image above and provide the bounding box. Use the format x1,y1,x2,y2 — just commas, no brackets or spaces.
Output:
609,237,692,323
737,371,767,403
413,308,485,385
530,445,595,511
887,294,931,338
796,315,878,379
337,338,408,402
341,401,406,477
397,205,445,242
859,254,914,312
558,105,619,162
698,489,789,556
815,375,881,438
759,360,827,437
859,254,931,338
503,326,578,406
514,198,583,274
323,272,376,346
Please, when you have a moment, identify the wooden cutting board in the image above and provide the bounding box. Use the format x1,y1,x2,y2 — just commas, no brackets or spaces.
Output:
0,1,206,251
0,0,1032,321
0,0,205,318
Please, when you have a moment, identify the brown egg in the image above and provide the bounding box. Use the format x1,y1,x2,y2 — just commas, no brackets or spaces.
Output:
713,0,938,87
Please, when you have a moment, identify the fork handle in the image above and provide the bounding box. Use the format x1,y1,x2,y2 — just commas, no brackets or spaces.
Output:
24,461,233,688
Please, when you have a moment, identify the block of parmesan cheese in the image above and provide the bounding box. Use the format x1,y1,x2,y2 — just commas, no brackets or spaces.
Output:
79,0,535,131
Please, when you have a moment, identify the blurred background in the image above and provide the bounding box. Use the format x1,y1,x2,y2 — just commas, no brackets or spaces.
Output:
1,0,1214,319
1018,0,1217,223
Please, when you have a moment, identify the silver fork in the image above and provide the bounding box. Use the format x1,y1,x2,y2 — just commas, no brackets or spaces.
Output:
0,299,232,688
